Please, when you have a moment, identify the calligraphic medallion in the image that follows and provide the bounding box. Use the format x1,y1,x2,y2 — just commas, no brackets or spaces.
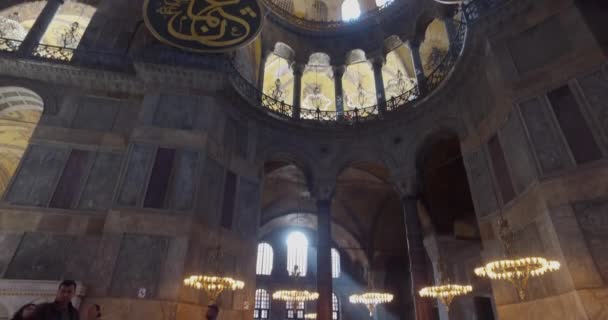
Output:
143,0,264,53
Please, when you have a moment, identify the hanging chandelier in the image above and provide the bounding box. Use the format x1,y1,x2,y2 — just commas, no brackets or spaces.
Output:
183,275,245,301
272,265,319,303
419,284,472,311
349,292,394,317
474,217,560,300
183,244,245,302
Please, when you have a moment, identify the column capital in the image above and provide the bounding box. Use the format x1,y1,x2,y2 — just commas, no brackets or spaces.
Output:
311,177,336,201
332,65,346,77
370,56,385,69
390,174,419,198
292,63,306,76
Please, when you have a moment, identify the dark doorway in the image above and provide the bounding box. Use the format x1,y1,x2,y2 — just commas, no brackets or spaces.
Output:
474,297,495,320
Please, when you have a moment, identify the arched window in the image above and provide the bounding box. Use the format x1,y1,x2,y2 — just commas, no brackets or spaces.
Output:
286,231,308,276
419,19,450,76
0,87,43,197
256,242,274,275
0,2,46,51
332,293,340,320
254,289,271,319
375,0,393,7
331,248,340,278
341,0,361,21
286,301,305,319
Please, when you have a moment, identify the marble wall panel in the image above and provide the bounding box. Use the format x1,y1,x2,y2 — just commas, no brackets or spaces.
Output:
71,96,119,131
463,148,498,217
573,200,608,283
577,64,608,151
153,95,197,130
109,234,169,299
78,152,123,211
4,145,69,207
518,98,573,175
5,233,98,281
235,178,260,239
116,144,154,207
166,150,198,211
499,111,537,193
196,156,225,226
507,16,571,74
0,232,23,277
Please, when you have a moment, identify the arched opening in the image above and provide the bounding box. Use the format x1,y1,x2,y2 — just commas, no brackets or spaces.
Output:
419,18,450,76
343,50,377,111
383,48,417,101
334,161,412,320
308,0,329,21
341,0,361,21
0,86,44,197
416,131,478,238
0,1,46,51
301,53,335,118
262,52,295,107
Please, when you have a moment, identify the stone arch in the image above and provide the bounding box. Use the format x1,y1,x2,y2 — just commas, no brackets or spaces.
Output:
0,86,44,197
273,42,295,62
309,0,329,21
345,48,367,65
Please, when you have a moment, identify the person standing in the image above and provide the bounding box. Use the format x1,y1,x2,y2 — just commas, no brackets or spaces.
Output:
31,280,80,320
11,303,36,320
205,304,220,320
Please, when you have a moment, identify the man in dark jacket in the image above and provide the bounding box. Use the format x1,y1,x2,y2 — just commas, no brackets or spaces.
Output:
31,280,80,320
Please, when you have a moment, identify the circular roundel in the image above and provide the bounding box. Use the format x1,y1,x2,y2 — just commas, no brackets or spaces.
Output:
143,0,264,53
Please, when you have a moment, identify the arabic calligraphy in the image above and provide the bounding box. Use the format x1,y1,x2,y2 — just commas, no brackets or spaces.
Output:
144,0,263,52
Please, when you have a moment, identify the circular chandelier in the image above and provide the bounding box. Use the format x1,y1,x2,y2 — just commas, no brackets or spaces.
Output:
474,217,560,300
304,313,317,319
272,290,319,302
474,257,560,300
349,292,394,317
419,284,472,310
183,275,245,302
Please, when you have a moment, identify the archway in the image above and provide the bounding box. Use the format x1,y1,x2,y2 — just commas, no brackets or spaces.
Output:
0,86,44,197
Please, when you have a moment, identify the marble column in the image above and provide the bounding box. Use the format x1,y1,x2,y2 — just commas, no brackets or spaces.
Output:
17,0,63,56
402,195,434,320
333,65,345,117
292,63,305,120
408,40,427,96
316,198,333,320
371,57,387,116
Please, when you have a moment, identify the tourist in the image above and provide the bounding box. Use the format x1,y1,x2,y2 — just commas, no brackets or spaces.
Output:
205,304,220,320
11,303,36,320
31,280,80,320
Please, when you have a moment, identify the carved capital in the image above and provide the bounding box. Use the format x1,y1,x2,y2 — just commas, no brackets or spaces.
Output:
310,177,336,201
390,173,419,198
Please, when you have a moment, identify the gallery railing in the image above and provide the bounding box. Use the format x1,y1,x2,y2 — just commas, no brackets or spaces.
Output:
228,17,466,126
261,0,401,32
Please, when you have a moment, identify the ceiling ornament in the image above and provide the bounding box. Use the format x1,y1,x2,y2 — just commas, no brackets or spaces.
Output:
143,0,264,53
474,216,560,300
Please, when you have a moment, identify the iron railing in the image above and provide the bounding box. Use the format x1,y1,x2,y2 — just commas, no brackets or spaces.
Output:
0,38,21,53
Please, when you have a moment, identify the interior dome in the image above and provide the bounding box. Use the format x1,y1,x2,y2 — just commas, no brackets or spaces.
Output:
264,0,395,22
